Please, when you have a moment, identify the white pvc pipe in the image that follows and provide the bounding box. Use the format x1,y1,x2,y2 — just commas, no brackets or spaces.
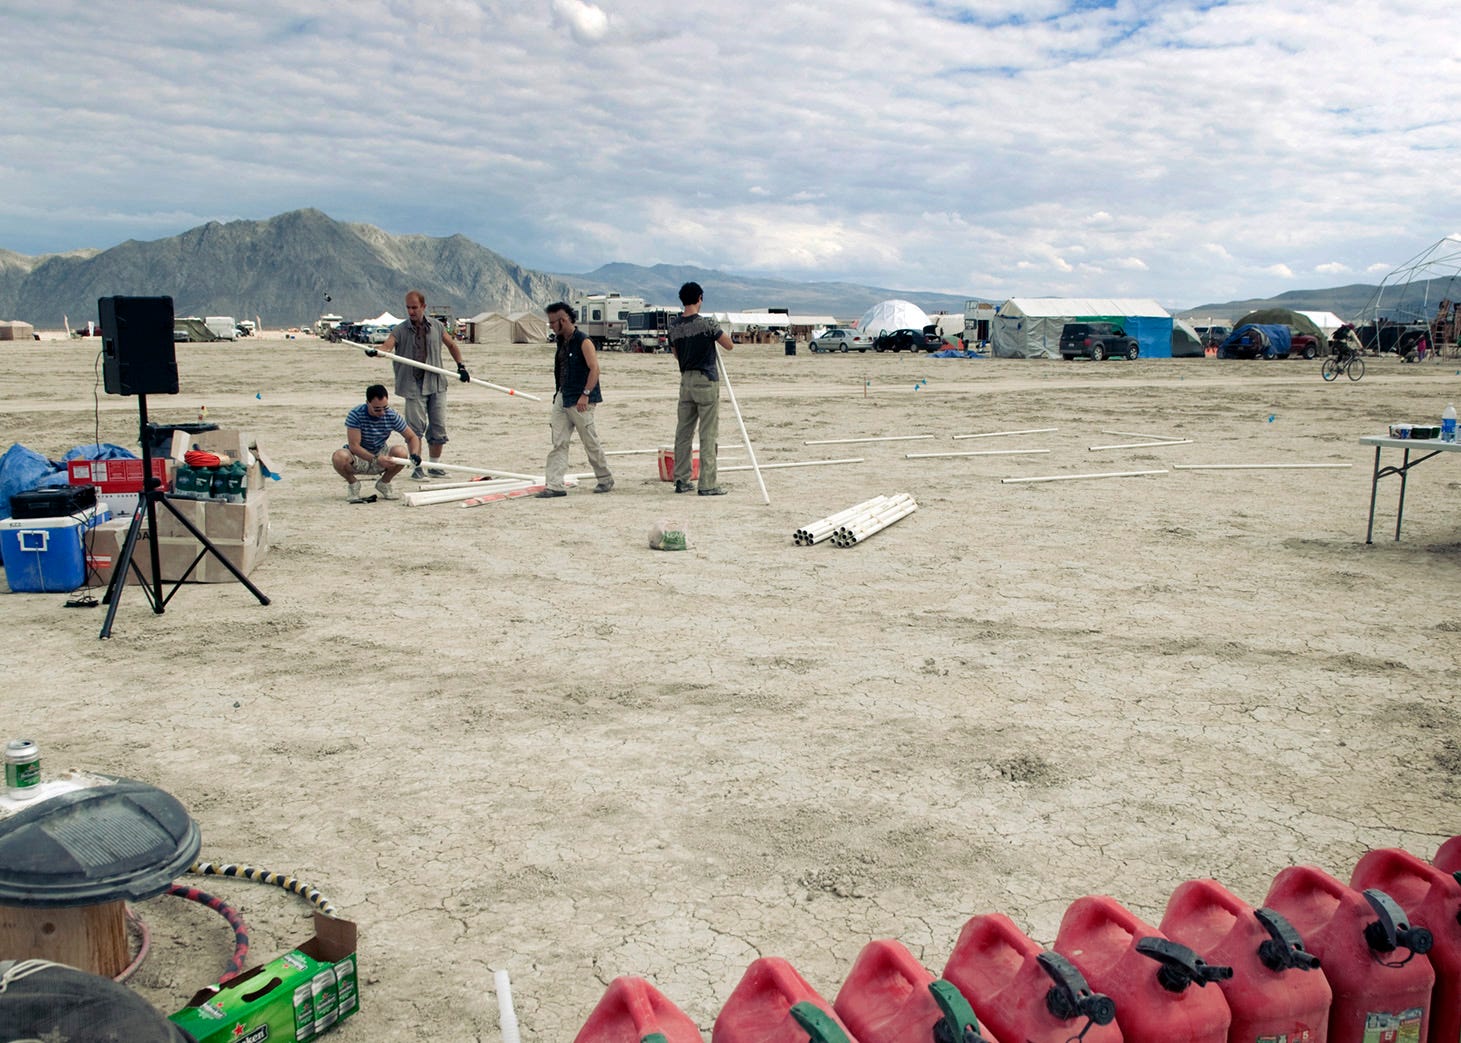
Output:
605,443,742,456
906,449,1050,458
1101,429,1177,440
952,427,1058,440
401,459,541,482
719,457,862,474
359,344,543,401
1172,463,1353,470
405,480,534,507
1001,469,1168,484
1087,439,1193,451
494,969,521,1043
837,501,918,545
798,500,885,541
835,498,916,539
716,347,770,505
803,434,935,445
817,497,910,542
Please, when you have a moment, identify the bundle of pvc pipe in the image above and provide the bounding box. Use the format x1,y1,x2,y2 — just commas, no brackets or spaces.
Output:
831,493,917,546
794,495,892,545
405,479,538,507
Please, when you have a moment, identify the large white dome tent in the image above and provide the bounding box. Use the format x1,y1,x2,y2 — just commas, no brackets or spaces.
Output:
855,299,931,338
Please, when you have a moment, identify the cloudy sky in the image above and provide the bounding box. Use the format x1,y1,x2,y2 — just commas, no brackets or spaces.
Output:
3,0,1457,308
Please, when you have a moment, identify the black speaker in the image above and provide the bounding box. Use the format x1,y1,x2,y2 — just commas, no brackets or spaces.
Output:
99,295,179,396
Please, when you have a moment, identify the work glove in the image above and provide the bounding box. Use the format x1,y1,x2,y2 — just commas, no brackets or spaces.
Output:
410,453,422,467
364,347,378,357
457,363,471,383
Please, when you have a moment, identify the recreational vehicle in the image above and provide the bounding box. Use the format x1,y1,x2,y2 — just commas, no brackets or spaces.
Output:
571,293,645,348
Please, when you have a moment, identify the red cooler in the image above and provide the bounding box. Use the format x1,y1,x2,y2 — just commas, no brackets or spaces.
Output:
1351,848,1461,1043
713,957,856,1043
942,913,1121,1043
1161,878,1332,1043
573,976,703,1043
1265,865,1435,1043
1055,895,1233,1043
833,939,993,1043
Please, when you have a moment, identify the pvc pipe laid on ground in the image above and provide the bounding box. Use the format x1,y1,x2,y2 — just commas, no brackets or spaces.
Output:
906,449,1050,458
494,969,521,1043
796,495,892,544
803,434,935,445
1172,463,1353,470
1002,469,1168,484
952,427,1058,440
718,457,863,474
835,498,918,546
805,495,912,546
405,480,535,507
1087,439,1193,451
400,460,541,482
1101,429,1179,440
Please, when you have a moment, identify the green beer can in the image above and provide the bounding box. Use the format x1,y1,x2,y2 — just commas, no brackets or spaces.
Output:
5,739,40,799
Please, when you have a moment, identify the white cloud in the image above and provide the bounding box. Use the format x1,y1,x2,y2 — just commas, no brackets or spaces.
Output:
550,0,609,43
0,0,1458,307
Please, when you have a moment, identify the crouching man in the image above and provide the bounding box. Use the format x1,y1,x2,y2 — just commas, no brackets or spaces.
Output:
331,384,422,501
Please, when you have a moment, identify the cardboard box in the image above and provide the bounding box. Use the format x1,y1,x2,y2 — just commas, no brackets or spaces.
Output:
66,457,171,493
85,498,269,584
170,914,358,1043
169,430,275,502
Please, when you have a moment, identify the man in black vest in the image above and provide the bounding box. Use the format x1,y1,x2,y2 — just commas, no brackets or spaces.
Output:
536,302,614,497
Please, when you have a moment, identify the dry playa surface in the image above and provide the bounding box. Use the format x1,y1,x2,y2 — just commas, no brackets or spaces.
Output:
2,337,1460,1040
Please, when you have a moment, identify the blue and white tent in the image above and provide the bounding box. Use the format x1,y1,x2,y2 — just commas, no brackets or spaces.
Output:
990,297,1173,359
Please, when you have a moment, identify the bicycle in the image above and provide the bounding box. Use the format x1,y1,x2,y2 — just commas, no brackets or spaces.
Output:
1322,348,1364,381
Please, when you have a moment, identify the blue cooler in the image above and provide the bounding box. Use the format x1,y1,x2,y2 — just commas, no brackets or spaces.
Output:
0,503,111,593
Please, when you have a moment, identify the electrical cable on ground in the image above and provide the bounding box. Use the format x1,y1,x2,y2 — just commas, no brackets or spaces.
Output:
167,884,251,983
189,860,339,917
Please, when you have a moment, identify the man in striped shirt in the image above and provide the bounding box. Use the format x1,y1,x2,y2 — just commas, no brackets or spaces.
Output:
330,384,422,501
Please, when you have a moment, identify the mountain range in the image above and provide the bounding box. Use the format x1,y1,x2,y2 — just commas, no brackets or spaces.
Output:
0,208,1441,327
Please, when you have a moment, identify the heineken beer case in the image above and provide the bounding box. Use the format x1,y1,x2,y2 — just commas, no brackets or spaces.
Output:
169,914,358,1043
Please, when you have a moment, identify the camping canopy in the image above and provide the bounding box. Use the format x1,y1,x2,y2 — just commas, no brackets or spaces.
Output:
991,298,1173,359
464,312,511,342
855,299,931,337
0,320,35,341
1172,318,1204,358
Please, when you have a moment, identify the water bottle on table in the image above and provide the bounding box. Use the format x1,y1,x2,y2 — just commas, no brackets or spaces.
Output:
1443,403,1456,443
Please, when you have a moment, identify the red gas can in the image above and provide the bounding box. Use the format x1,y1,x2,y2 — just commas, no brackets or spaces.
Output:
1265,865,1435,1043
573,976,703,1043
1055,895,1233,1043
833,938,993,1043
713,957,857,1043
942,913,1121,1043
1432,837,1461,875
1351,848,1461,1043
1160,878,1332,1043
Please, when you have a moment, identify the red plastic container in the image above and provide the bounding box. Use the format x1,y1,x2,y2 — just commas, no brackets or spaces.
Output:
713,957,857,1043
574,976,703,1043
1055,896,1233,1043
1351,848,1461,1043
1161,878,1332,1043
1432,836,1461,876
942,913,1122,1043
833,939,993,1043
1264,865,1435,1043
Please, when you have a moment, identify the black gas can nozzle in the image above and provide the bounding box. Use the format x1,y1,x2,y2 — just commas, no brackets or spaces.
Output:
1255,906,1321,971
1363,888,1434,956
1135,937,1234,993
1038,950,1116,1026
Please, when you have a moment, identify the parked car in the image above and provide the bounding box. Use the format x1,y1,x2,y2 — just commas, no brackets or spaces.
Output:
1060,322,1139,361
811,328,866,353
1288,330,1321,359
1194,324,1231,348
872,328,939,353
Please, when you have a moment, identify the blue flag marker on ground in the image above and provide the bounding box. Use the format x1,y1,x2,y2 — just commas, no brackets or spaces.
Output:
1267,414,1276,423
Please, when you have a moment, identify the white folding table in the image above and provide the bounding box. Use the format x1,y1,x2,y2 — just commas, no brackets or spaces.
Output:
1360,435,1461,542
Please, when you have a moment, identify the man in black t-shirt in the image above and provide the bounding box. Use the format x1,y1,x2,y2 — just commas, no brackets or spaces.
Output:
666,281,735,495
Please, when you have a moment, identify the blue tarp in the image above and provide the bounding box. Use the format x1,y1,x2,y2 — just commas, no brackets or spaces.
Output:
1218,324,1291,359
0,443,137,523
1124,315,1174,359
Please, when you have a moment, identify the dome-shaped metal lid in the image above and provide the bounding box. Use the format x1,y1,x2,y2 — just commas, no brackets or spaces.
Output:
0,775,200,906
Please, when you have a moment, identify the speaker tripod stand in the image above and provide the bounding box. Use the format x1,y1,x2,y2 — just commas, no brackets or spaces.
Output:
98,393,270,639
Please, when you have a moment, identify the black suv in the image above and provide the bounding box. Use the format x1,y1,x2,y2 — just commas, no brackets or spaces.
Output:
1060,322,1139,361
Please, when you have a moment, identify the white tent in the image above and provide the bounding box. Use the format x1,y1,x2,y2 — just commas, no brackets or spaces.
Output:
855,299,931,337
365,311,402,326
991,297,1172,359
1295,310,1345,335
508,311,548,343
464,311,512,342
